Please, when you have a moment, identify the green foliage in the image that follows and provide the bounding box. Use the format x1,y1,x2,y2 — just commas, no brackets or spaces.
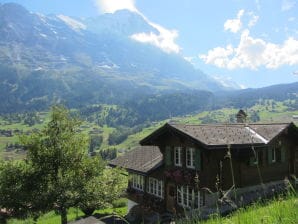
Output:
20,105,102,223
0,160,48,219
78,167,127,216
108,125,144,145
0,106,127,224
99,148,117,160
89,135,103,153
112,198,128,208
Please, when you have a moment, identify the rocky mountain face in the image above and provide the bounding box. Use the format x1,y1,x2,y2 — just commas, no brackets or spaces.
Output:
0,3,225,113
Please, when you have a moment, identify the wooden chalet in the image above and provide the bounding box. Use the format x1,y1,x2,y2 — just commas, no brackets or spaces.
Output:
109,121,298,216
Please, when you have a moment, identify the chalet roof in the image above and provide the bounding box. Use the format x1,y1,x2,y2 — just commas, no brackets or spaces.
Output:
109,146,163,174
140,123,292,148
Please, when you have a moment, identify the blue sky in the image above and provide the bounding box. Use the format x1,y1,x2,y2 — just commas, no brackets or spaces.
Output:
1,0,297,88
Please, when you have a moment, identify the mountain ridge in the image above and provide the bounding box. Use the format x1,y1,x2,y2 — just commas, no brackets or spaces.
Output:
0,2,230,113
1,3,296,115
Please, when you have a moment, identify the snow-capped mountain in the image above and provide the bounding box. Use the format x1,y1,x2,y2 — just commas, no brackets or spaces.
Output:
0,3,225,112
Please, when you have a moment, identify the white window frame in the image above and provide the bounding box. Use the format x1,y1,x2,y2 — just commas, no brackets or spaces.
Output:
131,174,144,191
147,177,163,198
174,147,182,166
177,185,202,209
186,147,195,169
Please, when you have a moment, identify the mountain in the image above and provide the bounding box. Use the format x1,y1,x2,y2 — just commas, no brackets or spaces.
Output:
214,82,298,108
0,3,224,113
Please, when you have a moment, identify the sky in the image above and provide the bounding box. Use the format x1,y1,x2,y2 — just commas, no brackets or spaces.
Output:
0,0,297,88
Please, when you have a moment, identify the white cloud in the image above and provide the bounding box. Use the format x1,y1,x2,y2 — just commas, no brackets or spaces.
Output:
184,56,195,63
94,0,180,54
224,9,245,33
281,0,296,11
199,29,298,70
131,21,180,54
248,12,259,27
57,15,86,31
94,0,137,13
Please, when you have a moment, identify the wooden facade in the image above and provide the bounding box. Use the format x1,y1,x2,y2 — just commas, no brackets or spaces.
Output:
110,122,298,215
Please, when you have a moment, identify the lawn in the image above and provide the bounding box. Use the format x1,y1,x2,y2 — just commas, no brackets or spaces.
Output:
7,205,127,224
177,194,298,224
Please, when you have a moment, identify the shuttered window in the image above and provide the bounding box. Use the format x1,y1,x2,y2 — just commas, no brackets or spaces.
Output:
174,147,182,166
147,177,164,198
186,147,195,169
177,185,203,209
131,174,144,191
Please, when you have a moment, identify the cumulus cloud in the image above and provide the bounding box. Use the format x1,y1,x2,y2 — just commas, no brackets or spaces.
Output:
94,0,180,54
199,29,298,70
131,20,180,54
281,0,296,11
224,9,245,33
93,0,137,13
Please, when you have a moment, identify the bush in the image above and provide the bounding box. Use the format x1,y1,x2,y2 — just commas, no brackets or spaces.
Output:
112,198,127,208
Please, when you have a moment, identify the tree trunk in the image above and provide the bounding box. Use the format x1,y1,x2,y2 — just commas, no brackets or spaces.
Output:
60,207,67,224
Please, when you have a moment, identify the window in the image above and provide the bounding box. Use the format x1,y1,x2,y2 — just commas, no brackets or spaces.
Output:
186,147,195,169
177,186,203,209
174,147,182,166
147,177,163,198
268,147,278,164
131,174,144,191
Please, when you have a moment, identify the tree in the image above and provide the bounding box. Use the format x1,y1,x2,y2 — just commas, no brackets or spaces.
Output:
0,160,48,222
0,106,127,224
78,167,127,216
19,105,91,223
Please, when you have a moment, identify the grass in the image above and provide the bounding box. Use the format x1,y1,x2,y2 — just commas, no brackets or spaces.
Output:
201,194,298,224
175,194,298,224
7,205,127,224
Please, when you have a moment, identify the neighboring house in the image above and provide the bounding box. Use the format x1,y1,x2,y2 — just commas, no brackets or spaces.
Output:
109,121,298,216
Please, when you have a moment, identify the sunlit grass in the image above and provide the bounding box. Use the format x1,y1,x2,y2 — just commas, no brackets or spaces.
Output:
176,194,298,224
7,206,127,224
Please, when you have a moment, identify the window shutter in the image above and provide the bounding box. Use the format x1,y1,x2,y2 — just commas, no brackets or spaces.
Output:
195,149,201,170
281,148,286,163
165,146,172,166
268,148,273,164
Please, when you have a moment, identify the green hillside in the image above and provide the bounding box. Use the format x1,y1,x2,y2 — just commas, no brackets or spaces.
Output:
176,194,298,224
1,99,297,160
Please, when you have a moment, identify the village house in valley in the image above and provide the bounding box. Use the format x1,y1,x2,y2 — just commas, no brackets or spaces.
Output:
109,117,298,219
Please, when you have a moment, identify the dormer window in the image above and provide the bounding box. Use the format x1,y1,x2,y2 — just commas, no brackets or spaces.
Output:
174,147,182,166
186,147,195,169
